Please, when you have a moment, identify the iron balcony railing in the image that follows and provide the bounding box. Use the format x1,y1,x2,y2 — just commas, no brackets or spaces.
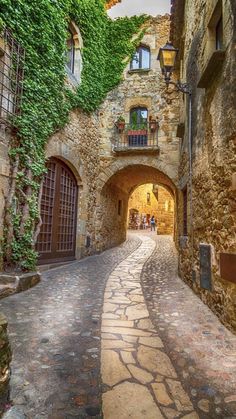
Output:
113,122,159,152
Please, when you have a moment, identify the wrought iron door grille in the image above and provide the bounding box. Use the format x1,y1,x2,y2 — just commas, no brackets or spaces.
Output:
57,167,77,252
36,162,56,253
0,29,25,126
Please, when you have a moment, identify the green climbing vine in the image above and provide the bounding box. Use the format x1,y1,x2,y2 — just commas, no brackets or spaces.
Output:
0,0,147,271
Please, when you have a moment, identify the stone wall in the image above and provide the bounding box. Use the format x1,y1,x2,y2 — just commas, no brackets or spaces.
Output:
0,313,11,414
173,0,236,332
95,183,128,252
0,126,11,269
128,184,174,234
46,109,101,258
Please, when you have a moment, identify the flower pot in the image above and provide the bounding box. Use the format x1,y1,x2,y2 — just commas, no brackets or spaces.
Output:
127,129,147,135
116,121,125,132
149,121,157,132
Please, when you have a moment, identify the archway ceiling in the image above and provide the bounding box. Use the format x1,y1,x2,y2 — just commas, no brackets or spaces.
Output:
104,164,176,196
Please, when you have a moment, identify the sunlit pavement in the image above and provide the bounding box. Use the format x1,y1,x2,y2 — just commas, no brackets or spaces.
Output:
1,232,236,418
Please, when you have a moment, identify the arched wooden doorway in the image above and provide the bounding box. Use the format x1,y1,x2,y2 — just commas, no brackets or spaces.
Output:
36,157,78,264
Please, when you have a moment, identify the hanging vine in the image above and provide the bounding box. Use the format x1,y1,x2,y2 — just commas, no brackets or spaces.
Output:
0,0,147,270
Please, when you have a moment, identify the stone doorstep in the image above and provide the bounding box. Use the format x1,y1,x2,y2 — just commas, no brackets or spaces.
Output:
0,272,41,299
37,260,75,273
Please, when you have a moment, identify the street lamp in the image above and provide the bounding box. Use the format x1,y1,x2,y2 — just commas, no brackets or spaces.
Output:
157,41,194,278
157,41,178,85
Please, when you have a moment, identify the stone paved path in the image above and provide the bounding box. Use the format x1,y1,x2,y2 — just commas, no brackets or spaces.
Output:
141,232,236,419
0,236,141,418
101,234,197,419
1,232,236,419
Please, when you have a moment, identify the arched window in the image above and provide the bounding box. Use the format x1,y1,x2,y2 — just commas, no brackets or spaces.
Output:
65,22,83,84
130,45,150,70
128,107,148,146
66,30,75,73
130,107,148,127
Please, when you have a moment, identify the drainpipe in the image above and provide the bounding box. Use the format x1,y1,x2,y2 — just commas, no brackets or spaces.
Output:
188,92,194,278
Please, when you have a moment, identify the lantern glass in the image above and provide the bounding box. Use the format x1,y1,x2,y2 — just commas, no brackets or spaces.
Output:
157,42,178,77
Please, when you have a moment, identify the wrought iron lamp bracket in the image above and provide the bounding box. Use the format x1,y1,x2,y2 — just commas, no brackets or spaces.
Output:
168,80,191,95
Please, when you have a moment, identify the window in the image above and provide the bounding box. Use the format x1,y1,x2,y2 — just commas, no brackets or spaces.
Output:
147,193,151,204
183,188,188,236
0,30,24,123
118,200,122,216
66,30,75,73
197,1,225,88
128,107,148,147
130,46,150,70
216,16,223,50
65,22,83,85
130,107,148,126
207,0,224,51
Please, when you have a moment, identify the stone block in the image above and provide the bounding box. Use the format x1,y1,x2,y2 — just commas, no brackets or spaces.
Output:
220,253,236,284
199,244,212,291
232,173,236,191
0,272,41,299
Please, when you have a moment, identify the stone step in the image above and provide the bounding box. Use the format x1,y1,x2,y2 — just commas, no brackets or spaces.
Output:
0,272,41,300
0,283,16,299
37,260,75,273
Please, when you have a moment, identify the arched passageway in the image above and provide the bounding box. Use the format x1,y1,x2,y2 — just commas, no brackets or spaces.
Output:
96,164,177,251
128,184,174,234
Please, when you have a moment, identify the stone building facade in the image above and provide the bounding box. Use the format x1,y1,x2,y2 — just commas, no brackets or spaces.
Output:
0,16,180,267
38,15,180,260
96,15,180,250
171,0,236,331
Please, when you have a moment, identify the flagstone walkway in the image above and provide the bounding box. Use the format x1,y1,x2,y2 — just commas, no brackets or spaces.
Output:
101,234,197,419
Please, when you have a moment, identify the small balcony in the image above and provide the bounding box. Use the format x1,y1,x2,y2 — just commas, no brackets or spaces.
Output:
113,122,159,154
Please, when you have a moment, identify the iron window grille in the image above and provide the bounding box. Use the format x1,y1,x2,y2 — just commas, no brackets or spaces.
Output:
0,28,25,127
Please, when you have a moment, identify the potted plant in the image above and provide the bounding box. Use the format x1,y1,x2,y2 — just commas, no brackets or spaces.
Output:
127,122,147,136
127,112,147,136
149,116,158,132
116,116,126,132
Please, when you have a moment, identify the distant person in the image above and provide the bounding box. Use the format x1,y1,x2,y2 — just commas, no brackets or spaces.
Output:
143,215,147,229
150,215,156,231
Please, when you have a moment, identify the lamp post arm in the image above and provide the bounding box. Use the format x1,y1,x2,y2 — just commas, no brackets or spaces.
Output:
167,80,191,95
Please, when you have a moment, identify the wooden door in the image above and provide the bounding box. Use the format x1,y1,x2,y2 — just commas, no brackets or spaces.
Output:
36,158,78,264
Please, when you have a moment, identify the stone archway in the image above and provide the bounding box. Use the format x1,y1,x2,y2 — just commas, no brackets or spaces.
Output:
95,163,178,251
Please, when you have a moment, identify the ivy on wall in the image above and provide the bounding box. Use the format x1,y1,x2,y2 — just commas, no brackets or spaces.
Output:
0,0,146,270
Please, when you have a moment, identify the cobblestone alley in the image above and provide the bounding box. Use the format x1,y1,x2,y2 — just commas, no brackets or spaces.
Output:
1,233,236,419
